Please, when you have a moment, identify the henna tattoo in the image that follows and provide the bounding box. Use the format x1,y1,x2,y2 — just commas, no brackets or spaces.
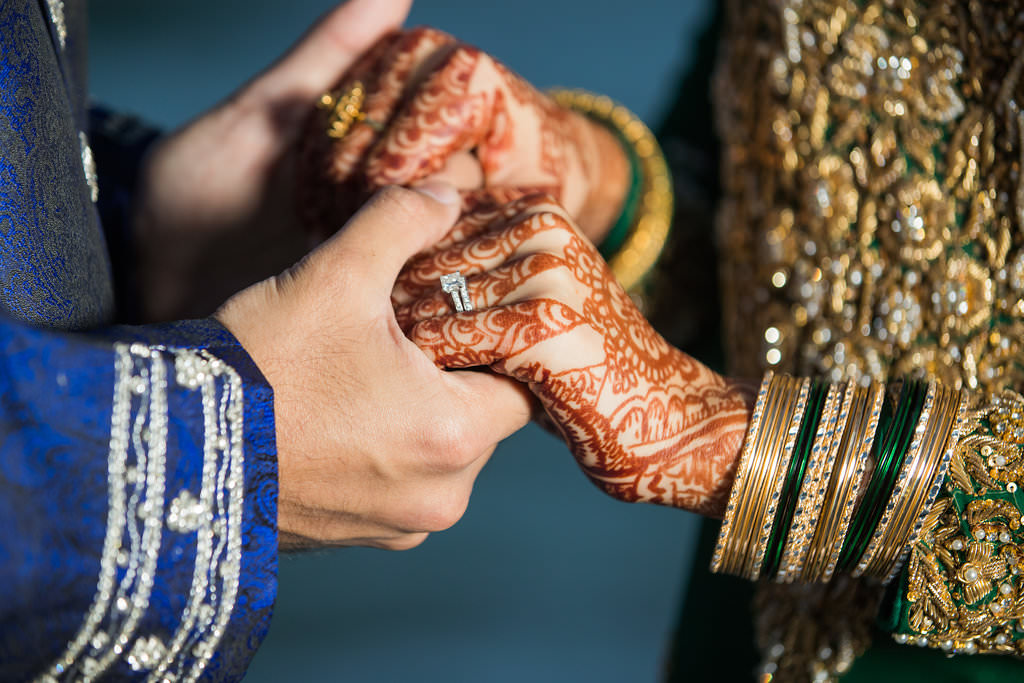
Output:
298,28,457,236
394,252,564,332
401,199,756,517
297,29,614,238
411,300,584,369
392,194,566,303
363,43,592,212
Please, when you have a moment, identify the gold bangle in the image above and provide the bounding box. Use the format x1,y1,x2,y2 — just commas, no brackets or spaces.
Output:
711,372,773,575
884,389,967,583
868,387,954,581
867,385,946,580
874,386,964,583
855,381,939,578
799,382,858,582
747,377,811,580
732,375,790,575
717,372,793,578
805,382,884,583
547,89,673,293
775,382,845,582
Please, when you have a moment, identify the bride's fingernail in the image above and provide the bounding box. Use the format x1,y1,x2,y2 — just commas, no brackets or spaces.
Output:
413,180,460,205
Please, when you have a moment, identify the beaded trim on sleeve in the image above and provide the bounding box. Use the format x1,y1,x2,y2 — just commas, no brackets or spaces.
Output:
37,343,246,682
897,391,1024,657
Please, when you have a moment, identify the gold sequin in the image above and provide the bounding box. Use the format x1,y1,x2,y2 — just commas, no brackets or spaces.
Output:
715,0,1024,676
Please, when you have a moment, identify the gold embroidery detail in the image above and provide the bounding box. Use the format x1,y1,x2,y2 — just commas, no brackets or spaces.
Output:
903,393,1024,655
716,0,1024,674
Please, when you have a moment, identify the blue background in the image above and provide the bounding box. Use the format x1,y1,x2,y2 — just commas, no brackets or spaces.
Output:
87,1,711,680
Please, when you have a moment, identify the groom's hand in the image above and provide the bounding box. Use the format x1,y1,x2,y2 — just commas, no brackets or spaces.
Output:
135,0,412,322
217,183,532,550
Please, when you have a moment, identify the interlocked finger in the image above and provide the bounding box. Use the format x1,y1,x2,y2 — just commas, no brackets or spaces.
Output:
331,29,458,179
395,252,568,332
408,300,585,379
366,44,494,187
298,28,458,235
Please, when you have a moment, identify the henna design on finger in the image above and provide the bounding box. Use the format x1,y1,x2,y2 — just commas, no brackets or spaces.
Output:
298,28,457,235
394,251,566,332
332,29,457,178
299,26,614,244
394,196,573,303
362,40,594,216
410,300,584,369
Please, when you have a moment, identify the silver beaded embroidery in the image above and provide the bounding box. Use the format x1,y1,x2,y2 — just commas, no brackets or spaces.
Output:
37,344,245,682
79,132,99,203
167,490,205,534
45,0,66,50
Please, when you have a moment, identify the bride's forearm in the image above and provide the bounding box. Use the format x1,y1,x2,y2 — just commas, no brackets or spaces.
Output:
574,118,631,244
565,344,757,518
630,353,756,518
662,366,757,518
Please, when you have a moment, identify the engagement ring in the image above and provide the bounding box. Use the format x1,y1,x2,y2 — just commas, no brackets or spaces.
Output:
440,272,473,312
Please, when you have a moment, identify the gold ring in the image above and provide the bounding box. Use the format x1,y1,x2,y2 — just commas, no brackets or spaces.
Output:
318,81,376,140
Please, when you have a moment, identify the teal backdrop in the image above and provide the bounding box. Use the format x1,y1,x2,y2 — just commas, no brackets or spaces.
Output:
87,1,711,680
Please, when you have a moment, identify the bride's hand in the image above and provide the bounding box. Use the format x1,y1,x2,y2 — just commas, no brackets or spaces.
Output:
298,28,629,243
393,193,754,517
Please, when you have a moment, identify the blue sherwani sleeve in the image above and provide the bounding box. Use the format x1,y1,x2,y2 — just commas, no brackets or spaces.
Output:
0,317,279,682
1,0,281,679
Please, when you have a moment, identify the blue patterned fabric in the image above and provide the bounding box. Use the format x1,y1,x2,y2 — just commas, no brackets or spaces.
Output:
0,318,278,682
0,0,113,330
0,0,280,680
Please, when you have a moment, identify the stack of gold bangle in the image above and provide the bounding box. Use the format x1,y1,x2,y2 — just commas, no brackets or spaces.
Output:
712,373,810,580
775,381,845,583
803,382,883,583
747,377,811,580
855,384,965,582
547,89,673,294
712,372,965,585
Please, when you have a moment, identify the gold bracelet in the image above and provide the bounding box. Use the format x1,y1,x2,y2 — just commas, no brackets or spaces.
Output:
804,382,884,583
711,372,773,575
547,89,673,293
732,374,791,575
775,382,845,582
715,372,793,578
799,382,859,582
855,381,939,578
866,385,947,580
874,386,964,583
747,377,811,580
884,389,967,583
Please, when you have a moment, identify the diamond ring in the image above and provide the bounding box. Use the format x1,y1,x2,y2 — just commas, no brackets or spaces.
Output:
440,271,473,312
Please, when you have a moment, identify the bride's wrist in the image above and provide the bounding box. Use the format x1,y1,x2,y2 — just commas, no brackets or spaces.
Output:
575,117,631,243
700,376,758,519
548,88,672,295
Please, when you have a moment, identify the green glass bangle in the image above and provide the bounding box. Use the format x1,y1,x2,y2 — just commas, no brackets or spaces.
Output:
597,130,642,259
836,383,900,570
839,381,911,571
763,380,828,579
839,380,927,571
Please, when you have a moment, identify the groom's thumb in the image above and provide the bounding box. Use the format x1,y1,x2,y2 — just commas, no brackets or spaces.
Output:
312,182,461,300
